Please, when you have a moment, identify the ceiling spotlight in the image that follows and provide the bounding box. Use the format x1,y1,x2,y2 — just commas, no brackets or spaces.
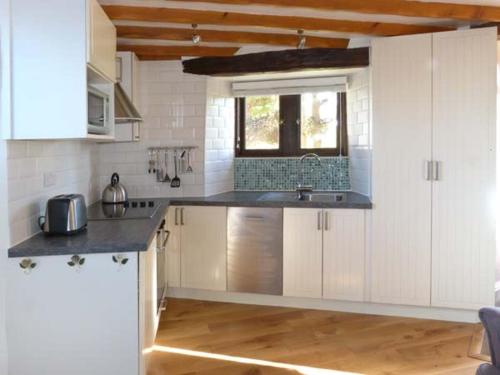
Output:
191,24,201,44
297,29,306,50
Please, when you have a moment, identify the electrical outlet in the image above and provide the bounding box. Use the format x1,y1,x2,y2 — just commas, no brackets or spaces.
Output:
43,172,57,188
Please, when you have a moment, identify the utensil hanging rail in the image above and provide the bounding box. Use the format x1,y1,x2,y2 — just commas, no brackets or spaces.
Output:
147,146,198,152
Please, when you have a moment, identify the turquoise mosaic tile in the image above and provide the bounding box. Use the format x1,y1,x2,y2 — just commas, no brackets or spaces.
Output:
235,157,351,191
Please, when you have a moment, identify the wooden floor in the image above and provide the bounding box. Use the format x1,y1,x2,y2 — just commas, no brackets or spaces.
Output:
148,298,484,375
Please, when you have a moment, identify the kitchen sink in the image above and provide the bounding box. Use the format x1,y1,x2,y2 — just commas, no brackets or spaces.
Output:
258,192,346,203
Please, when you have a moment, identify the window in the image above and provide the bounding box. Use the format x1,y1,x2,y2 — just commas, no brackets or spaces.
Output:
236,92,347,157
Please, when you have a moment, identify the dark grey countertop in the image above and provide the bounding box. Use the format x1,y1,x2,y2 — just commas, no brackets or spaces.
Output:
8,199,170,259
170,191,372,209
8,191,371,259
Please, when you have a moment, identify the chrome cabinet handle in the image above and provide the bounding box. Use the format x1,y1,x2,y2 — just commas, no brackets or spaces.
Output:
180,208,185,226
433,161,440,181
425,160,433,181
174,208,179,226
324,211,330,231
317,211,322,231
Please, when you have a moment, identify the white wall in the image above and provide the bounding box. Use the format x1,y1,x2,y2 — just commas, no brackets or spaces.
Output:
7,141,100,246
347,69,372,196
97,61,207,197
205,79,235,195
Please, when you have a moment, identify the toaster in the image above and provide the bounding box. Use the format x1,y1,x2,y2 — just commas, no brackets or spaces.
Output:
38,194,88,235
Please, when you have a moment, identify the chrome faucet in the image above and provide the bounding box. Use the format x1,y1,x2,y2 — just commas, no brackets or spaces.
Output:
296,153,321,200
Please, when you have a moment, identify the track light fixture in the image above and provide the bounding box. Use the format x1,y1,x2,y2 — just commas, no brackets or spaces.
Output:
297,29,306,50
191,24,201,44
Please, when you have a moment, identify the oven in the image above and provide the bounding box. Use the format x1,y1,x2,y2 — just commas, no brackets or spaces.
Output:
156,220,169,314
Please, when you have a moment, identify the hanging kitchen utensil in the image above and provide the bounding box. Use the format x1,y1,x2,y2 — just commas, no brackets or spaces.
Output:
186,149,194,173
170,150,181,188
163,150,171,183
148,150,156,174
156,150,163,183
179,150,187,174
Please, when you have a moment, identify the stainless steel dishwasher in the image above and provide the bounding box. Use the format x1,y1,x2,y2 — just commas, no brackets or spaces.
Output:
227,207,283,295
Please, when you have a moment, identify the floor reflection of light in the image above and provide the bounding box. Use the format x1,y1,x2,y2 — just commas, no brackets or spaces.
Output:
152,345,362,375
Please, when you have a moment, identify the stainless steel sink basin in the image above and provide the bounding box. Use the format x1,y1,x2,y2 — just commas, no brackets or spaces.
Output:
258,192,346,203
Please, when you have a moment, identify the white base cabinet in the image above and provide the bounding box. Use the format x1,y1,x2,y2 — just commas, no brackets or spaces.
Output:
283,208,366,302
283,208,323,298
7,240,157,375
167,206,227,292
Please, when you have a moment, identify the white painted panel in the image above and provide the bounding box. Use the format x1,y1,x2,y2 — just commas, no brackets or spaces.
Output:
283,208,323,299
10,0,88,139
139,238,157,375
6,253,139,375
431,28,497,309
371,34,433,306
323,209,365,302
166,207,181,288
181,206,227,291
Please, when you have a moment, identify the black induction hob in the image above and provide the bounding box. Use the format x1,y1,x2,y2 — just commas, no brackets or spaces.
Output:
87,199,161,220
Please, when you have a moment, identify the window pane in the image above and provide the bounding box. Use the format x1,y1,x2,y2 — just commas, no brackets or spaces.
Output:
300,92,338,149
245,95,280,150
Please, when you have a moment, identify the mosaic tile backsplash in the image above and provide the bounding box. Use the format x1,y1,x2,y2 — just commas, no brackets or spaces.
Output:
235,157,351,191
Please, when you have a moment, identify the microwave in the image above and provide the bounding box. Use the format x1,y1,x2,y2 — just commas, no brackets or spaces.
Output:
88,86,110,135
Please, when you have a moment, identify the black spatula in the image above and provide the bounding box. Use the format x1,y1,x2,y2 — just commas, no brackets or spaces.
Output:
170,150,181,188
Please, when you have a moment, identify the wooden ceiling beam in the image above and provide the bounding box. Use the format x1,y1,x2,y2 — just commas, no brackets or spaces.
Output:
136,55,182,61
182,47,370,76
116,25,350,49
117,44,239,57
179,0,500,23
103,5,452,36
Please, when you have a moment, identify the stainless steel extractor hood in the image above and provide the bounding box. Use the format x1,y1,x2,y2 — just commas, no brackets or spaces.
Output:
114,83,142,124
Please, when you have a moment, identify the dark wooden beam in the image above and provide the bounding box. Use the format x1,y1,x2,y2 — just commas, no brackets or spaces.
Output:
182,47,369,76
116,25,350,49
103,5,452,37
180,0,500,23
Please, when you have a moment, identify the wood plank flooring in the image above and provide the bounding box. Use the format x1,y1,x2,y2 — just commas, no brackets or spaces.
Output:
148,298,485,375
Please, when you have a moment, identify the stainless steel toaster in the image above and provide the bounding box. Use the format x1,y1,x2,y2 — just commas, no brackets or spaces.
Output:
38,194,87,235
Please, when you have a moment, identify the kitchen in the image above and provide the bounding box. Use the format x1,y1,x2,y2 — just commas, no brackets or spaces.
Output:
0,0,499,374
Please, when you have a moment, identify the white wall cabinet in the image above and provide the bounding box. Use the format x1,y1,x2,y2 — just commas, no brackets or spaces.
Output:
170,206,227,291
88,0,116,82
371,33,433,306
283,208,365,301
5,0,116,140
7,252,140,375
371,28,497,310
431,29,497,310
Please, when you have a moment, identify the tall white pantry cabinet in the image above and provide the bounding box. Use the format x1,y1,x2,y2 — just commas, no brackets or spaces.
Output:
371,28,498,310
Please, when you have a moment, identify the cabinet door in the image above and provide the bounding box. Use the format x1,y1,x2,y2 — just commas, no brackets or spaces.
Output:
371,34,433,306
181,206,227,291
139,239,157,375
166,207,181,287
88,0,116,81
283,208,323,298
431,28,497,309
7,253,139,375
323,209,365,302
